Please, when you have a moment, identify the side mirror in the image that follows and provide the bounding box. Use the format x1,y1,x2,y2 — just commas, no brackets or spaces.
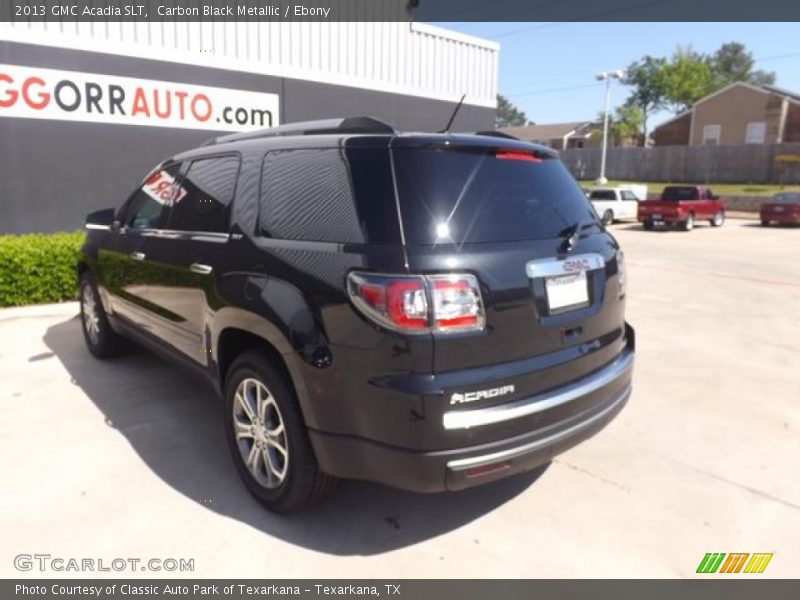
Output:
85,208,117,230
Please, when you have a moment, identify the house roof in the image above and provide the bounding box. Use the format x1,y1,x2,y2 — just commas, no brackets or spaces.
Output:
499,121,592,141
653,81,800,131
652,109,692,132
762,84,800,104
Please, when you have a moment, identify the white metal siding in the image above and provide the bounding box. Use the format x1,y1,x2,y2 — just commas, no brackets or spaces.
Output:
0,21,498,107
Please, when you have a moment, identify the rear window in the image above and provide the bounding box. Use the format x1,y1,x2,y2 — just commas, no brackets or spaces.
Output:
260,147,401,244
392,146,596,244
662,187,699,201
773,193,800,203
589,190,616,200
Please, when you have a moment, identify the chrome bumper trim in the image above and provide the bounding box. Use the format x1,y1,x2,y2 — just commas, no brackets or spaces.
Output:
442,349,634,430
447,383,631,471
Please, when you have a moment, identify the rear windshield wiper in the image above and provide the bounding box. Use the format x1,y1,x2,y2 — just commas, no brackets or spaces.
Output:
558,221,598,252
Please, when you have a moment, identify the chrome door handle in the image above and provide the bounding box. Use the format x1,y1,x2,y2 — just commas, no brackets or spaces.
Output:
190,263,213,275
130,251,146,261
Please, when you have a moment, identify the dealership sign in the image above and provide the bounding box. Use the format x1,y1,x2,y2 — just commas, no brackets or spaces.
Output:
0,64,280,132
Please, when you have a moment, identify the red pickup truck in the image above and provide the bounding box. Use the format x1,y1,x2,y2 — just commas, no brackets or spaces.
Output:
637,186,726,231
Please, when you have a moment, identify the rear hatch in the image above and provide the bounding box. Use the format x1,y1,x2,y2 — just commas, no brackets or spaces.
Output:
763,194,800,217
391,136,629,431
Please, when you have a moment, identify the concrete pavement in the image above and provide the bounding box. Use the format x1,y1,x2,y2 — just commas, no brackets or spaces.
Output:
1,220,798,578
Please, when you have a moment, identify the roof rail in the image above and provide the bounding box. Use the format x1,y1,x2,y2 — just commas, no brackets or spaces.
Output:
205,116,396,146
475,130,519,140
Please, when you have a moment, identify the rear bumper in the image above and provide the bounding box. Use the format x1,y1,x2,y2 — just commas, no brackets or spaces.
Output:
638,214,682,223
309,347,634,493
761,213,800,224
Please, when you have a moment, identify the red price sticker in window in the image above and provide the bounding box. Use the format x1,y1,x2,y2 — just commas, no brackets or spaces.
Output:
143,170,187,205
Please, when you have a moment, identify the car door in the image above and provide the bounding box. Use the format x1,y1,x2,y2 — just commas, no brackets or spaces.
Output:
620,190,639,219
141,153,241,364
101,163,179,331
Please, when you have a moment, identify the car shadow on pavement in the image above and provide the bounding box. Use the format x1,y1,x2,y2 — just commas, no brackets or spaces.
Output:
43,316,545,556
742,222,800,228
614,224,679,233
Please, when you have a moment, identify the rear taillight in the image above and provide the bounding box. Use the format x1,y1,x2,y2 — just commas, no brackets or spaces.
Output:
495,149,542,163
348,272,484,334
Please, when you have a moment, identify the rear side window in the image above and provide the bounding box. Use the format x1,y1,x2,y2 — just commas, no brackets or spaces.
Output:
589,190,616,200
121,163,181,230
167,155,240,233
393,147,596,244
260,147,401,244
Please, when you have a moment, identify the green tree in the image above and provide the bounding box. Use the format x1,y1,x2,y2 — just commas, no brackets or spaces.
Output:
610,105,644,146
592,106,644,147
709,42,776,87
495,94,528,127
656,47,713,113
623,56,666,145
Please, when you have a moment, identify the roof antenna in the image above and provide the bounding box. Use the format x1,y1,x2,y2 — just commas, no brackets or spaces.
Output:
440,94,466,133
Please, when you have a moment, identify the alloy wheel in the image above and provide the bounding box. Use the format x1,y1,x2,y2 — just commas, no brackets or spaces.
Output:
82,285,101,345
232,377,289,489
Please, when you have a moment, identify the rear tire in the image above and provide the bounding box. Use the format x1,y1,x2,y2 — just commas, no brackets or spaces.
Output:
761,220,770,227
223,350,337,512
602,210,614,226
643,220,654,231
710,211,725,227
79,273,127,359
681,213,695,231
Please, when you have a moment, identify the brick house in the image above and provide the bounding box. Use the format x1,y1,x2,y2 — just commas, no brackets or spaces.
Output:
653,82,800,146
499,121,594,149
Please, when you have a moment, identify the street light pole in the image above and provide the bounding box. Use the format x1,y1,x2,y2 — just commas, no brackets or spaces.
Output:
595,70,624,185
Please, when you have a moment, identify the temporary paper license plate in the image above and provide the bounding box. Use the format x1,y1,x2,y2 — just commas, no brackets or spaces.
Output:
653,214,662,219
525,253,603,313
545,270,589,310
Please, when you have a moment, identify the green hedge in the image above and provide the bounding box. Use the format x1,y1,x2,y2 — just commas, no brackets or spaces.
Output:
0,231,85,307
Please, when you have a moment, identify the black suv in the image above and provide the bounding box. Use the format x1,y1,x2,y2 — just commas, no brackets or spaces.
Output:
78,117,634,512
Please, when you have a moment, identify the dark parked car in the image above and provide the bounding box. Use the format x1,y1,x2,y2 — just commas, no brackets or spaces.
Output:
761,192,800,226
78,117,635,512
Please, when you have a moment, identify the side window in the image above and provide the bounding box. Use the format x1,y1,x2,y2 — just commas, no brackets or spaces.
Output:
621,191,637,201
167,155,240,233
260,147,400,244
121,163,181,230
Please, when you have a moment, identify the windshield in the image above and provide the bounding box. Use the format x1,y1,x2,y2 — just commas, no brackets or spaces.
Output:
662,187,699,201
392,146,597,244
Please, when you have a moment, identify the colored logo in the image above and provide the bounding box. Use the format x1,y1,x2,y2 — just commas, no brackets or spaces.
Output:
696,552,773,574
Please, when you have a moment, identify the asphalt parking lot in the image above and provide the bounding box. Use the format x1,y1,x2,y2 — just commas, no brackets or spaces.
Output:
1,219,799,578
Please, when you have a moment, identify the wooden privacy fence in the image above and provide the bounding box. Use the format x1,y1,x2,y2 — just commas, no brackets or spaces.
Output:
560,143,800,184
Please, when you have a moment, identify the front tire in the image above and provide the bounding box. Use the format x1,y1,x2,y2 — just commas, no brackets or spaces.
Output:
710,211,725,227
223,350,336,512
681,213,695,231
79,273,127,358
602,210,614,226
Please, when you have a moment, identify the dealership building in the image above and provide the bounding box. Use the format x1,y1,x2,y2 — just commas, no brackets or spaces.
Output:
0,20,498,234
